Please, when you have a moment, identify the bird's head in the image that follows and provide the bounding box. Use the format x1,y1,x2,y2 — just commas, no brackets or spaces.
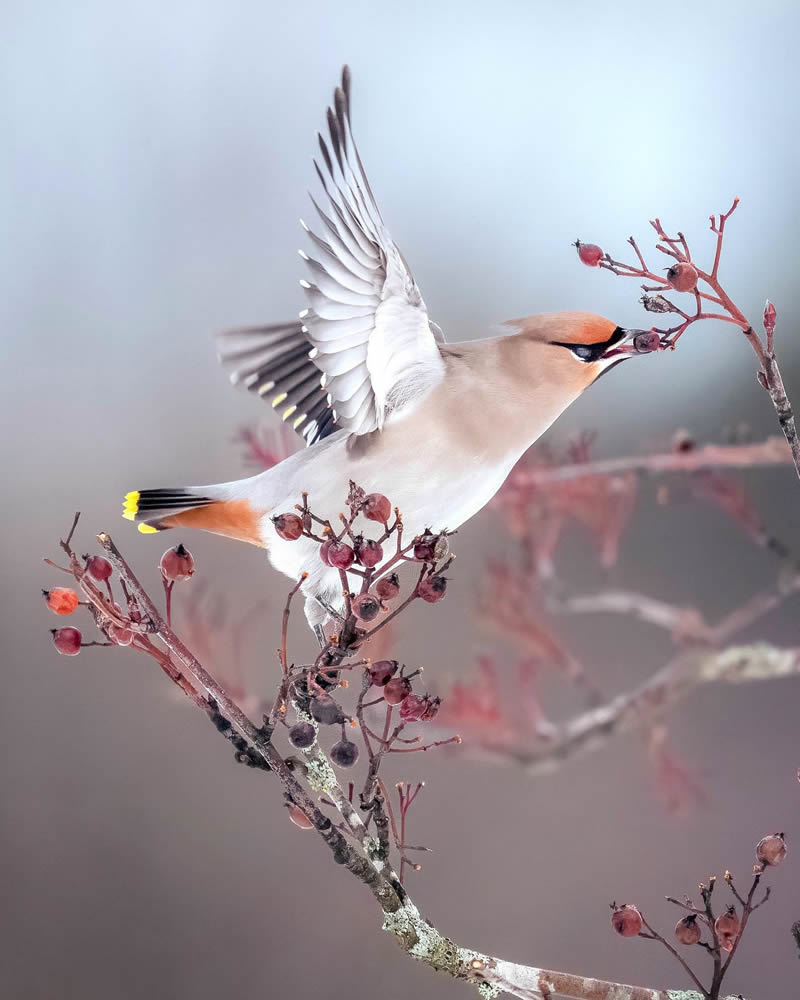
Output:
506,312,650,395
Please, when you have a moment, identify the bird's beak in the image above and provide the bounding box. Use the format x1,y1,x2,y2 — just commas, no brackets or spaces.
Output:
602,328,662,360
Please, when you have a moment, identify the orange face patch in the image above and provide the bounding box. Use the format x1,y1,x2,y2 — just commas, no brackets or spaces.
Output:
162,500,267,547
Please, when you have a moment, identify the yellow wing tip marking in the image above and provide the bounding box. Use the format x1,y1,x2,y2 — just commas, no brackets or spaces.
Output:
292,412,307,429
271,392,288,408
138,523,159,534
282,404,297,421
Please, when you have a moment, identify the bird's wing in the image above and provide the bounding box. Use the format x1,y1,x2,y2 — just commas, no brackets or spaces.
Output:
218,66,446,445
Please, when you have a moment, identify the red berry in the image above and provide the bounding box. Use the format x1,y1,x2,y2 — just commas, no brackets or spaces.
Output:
44,587,79,616
85,556,113,582
666,262,698,292
352,592,381,623
375,573,400,602
399,693,441,723
675,915,701,946
160,543,195,582
383,676,412,705
288,722,316,749
330,737,359,768
354,536,383,568
52,626,82,655
417,574,447,603
756,833,787,867
611,904,643,937
362,493,392,523
575,241,604,267
319,539,333,566
369,659,398,686
715,907,740,951
108,623,134,646
326,540,355,570
272,512,304,541
288,804,314,829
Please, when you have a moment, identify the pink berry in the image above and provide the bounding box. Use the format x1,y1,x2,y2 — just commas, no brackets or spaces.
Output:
44,587,79,616
108,623,134,646
352,592,381,623
611,904,642,937
319,539,334,565
272,513,304,541
330,738,359,768
85,556,113,582
756,833,787,867
715,907,740,951
383,676,412,706
375,573,400,602
666,262,698,292
52,627,82,655
417,574,447,603
288,804,314,829
399,694,441,723
160,543,195,582
362,493,392,523
674,915,701,946
369,659,398,686
575,241,604,267
326,540,355,570
354,536,383,568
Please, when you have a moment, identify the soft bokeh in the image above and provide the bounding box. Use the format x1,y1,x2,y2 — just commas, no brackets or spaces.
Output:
3,2,799,998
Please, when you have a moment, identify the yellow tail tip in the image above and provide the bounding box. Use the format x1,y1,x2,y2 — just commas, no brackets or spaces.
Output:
122,491,140,517
137,523,159,534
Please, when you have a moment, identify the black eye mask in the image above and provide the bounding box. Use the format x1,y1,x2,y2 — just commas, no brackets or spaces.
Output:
551,325,626,363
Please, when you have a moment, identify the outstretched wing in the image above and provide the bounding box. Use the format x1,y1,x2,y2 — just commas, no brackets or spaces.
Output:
218,66,445,445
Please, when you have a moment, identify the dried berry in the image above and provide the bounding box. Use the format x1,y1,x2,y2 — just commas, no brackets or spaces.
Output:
574,241,604,267
273,513,304,541
715,907,740,951
666,262,698,292
375,573,400,602
633,331,661,354
369,659,398,686
326,540,355,570
641,293,678,315
160,543,195,582
611,904,643,937
352,592,381,623
52,627,82,655
288,722,316,749
309,693,345,726
413,532,438,562
354,536,383,567
330,737,359,768
108,623,134,646
383,676,412,706
399,694,441,723
756,833,787,867
288,804,314,829
674,915,701,946
417,574,447,603
85,556,113,582
362,493,392,523
44,588,80,616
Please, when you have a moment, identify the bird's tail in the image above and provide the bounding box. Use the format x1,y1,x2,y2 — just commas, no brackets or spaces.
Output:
122,487,266,546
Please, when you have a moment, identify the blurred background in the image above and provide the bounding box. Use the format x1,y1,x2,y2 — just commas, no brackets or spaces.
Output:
3,1,799,997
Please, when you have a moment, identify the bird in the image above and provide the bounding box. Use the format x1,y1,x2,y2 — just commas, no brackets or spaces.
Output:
123,65,649,632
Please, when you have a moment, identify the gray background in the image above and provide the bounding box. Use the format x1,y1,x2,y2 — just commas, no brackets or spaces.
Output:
2,2,799,998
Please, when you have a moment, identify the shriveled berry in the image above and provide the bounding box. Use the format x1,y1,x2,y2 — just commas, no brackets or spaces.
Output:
399,693,441,723
362,493,392,523
611,904,642,937
715,907,740,951
160,543,195,582
413,532,437,562
383,676,412,705
44,588,79,616
666,262,698,292
52,627,82,655
675,915,701,946
417,574,447,603
633,331,661,354
352,592,381,623
375,573,400,602
330,737,359,768
326,540,355,570
309,693,345,726
369,659,398,686
354,536,383,567
108,623,134,646
756,833,787,867
273,512,304,541
288,722,316,749
574,241,604,267
288,804,314,829
85,556,113,582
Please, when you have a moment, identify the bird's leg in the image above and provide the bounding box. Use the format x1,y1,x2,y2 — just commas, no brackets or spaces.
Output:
314,624,327,650
315,596,345,623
